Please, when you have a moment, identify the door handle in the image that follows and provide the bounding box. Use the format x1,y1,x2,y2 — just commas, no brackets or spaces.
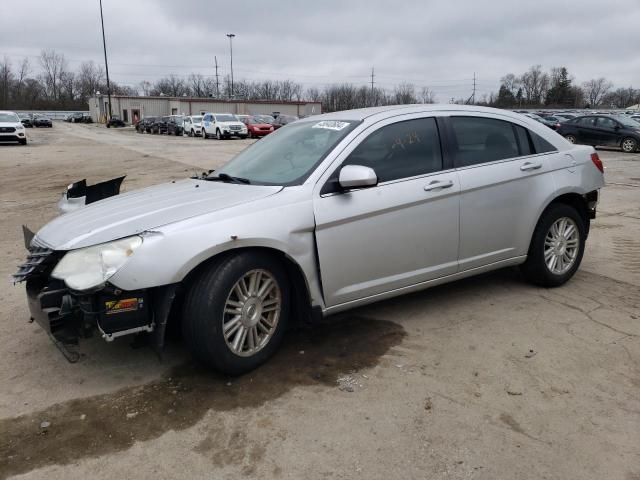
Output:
520,162,542,171
423,180,454,191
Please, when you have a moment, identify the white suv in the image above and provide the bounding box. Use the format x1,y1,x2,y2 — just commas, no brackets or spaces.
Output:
0,111,28,145
201,113,248,140
183,115,204,137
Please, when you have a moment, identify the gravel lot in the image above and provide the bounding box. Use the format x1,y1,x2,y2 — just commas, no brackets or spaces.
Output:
1,122,639,480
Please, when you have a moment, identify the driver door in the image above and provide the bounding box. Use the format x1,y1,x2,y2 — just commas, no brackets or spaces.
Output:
313,115,460,307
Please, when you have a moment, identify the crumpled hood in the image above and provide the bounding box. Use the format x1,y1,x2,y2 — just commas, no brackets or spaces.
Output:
36,179,282,250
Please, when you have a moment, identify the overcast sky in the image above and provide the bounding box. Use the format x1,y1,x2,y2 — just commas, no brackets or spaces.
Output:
1,0,638,101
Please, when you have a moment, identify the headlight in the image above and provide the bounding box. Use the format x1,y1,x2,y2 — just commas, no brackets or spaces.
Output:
52,236,143,290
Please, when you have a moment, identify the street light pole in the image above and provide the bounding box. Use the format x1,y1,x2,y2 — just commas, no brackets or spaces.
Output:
99,0,112,121
226,33,235,98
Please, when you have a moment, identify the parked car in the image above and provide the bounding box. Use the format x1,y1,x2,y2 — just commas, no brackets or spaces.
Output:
554,113,577,121
19,114,34,128
0,111,28,145
183,115,204,136
166,115,184,136
254,114,275,125
542,116,564,130
106,116,125,128
557,115,640,152
14,105,604,374
240,116,275,138
272,114,298,130
201,113,248,139
135,117,151,133
523,113,556,130
66,113,85,123
33,115,53,128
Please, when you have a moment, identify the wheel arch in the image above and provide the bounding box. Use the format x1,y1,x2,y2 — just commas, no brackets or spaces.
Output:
178,245,314,327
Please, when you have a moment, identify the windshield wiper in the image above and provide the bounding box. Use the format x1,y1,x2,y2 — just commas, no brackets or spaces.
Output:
206,173,251,184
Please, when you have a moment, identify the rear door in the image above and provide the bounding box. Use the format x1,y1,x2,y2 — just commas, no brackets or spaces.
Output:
447,115,559,270
575,116,598,144
314,115,460,307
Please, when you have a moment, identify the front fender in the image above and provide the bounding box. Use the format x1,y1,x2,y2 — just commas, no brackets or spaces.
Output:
108,187,324,307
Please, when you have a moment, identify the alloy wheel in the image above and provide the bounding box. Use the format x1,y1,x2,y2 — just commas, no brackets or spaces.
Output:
222,269,281,357
622,138,637,153
544,217,579,275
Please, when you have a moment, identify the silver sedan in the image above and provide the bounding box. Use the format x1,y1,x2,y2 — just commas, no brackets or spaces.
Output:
15,105,605,374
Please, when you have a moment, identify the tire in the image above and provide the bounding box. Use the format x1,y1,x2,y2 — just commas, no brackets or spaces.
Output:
564,134,577,144
239,135,248,139
216,129,222,140
621,137,638,153
189,129,194,137
182,252,290,375
202,128,207,139
248,130,253,139
520,203,586,287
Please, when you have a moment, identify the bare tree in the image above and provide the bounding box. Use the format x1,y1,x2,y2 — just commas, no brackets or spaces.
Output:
393,82,417,104
520,65,549,105
0,56,13,108
138,80,152,96
419,86,435,104
39,49,68,101
582,78,613,107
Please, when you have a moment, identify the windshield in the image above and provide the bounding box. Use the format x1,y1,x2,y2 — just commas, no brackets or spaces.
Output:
0,113,20,122
215,114,237,122
173,116,183,123
213,119,359,185
192,116,202,122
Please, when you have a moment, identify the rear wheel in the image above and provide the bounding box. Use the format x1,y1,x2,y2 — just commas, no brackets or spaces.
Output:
621,137,638,153
564,134,577,144
182,252,290,375
520,203,586,287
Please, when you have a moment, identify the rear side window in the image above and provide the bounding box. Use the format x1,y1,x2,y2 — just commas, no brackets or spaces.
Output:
577,117,596,127
530,131,557,153
450,116,519,167
343,117,443,183
514,125,534,156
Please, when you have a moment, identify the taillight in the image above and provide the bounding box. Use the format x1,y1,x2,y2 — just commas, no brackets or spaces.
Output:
591,152,604,173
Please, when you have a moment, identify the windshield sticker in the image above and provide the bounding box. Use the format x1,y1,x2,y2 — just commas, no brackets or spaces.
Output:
312,121,350,131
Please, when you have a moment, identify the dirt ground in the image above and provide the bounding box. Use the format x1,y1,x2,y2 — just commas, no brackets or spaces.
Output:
0,122,639,480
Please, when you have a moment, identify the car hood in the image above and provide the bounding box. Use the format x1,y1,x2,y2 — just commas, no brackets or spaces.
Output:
219,121,245,128
35,179,282,250
0,121,23,128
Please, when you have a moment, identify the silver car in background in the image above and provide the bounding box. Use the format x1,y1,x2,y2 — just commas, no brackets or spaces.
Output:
14,105,605,374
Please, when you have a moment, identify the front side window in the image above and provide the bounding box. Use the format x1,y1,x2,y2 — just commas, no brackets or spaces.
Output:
450,116,519,167
597,117,617,129
342,117,443,183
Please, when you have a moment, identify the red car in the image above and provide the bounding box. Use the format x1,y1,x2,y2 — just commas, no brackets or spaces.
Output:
241,116,275,138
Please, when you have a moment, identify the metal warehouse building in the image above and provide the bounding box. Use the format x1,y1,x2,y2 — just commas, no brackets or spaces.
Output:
88,95,322,124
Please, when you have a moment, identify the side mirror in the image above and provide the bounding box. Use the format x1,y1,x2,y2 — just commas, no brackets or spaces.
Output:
338,165,378,189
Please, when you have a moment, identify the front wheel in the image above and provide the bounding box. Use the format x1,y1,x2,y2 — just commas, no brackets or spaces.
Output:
520,204,586,287
216,129,222,140
182,252,290,375
202,128,207,139
621,137,638,153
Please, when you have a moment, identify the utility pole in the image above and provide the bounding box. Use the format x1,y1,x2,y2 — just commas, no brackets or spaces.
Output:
226,33,235,98
471,72,476,104
214,56,220,98
99,0,112,121
370,66,375,106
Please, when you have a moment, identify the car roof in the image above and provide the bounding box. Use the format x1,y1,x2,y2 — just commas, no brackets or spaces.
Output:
303,104,544,123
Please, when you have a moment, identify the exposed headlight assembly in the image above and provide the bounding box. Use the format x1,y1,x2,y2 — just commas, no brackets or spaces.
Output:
52,236,143,290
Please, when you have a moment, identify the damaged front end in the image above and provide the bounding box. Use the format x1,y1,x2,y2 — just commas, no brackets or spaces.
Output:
58,176,125,214
13,226,176,362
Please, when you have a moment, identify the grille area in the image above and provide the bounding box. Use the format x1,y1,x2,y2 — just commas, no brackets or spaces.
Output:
13,244,55,283
0,127,16,133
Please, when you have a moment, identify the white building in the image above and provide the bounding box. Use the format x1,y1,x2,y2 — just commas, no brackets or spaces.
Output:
89,95,323,123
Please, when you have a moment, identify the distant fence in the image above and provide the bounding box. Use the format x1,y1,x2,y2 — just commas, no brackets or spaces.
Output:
14,110,90,120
